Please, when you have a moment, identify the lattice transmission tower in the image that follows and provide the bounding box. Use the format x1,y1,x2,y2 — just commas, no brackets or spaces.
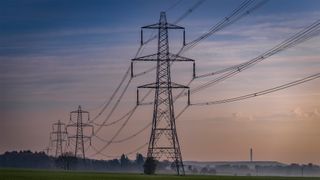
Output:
131,12,195,175
66,105,94,159
50,120,67,157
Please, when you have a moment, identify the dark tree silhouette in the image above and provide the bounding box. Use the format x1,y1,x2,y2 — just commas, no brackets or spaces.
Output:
55,152,77,170
200,166,209,174
135,153,144,166
143,157,157,175
120,154,130,168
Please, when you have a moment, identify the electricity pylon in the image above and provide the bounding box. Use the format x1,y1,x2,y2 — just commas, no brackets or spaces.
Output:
66,105,94,159
51,120,67,157
131,12,195,175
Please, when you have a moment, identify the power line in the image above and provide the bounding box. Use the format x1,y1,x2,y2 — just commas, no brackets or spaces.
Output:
182,0,268,52
173,0,205,24
124,142,149,156
90,105,189,159
191,72,320,106
92,88,152,127
91,142,149,159
195,19,320,79
93,122,150,144
90,67,130,122
93,78,132,135
183,0,254,51
90,105,138,157
148,73,320,129
91,107,135,127
191,19,320,94
91,145,119,159
93,89,153,142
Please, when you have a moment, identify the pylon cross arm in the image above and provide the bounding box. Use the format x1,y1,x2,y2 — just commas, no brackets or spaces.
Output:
70,110,89,114
138,82,189,89
142,23,184,30
51,139,67,142
67,135,91,139
132,52,194,62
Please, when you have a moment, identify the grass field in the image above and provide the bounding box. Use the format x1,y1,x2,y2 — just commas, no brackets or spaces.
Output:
1,168,320,180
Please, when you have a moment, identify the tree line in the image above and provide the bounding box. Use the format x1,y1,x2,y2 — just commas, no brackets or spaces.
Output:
0,150,166,174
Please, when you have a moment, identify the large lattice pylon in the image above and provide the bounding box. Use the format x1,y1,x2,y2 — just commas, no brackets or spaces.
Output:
66,105,94,159
132,12,195,175
51,120,67,157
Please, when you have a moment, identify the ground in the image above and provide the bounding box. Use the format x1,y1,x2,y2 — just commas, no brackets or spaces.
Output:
1,169,320,180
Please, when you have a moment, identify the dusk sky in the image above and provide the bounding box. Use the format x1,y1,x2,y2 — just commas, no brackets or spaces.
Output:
1,0,320,164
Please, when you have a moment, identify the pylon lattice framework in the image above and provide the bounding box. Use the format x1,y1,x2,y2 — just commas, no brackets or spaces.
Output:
132,12,195,175
66,105,94,159
50,120,67,157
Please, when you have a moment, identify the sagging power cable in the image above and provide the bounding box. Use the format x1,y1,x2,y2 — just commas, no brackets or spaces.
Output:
90,67,130,122
182,0,268,53
191,19,320,94
90,105,189,158
93,77,132,135
191,72,320,106
195,19,320,79
92,89,152,127
91,105,138,157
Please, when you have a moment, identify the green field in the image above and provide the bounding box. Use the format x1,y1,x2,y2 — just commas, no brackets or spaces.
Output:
1,168,320,180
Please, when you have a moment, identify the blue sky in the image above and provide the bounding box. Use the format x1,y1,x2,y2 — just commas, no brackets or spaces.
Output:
1,0,320,163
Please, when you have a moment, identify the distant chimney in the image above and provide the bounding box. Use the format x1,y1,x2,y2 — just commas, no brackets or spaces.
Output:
250,148,253,162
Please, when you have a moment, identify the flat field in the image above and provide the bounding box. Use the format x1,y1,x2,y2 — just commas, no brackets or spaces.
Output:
1,168,320,180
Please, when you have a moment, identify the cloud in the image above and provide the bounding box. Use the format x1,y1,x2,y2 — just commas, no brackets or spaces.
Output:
292,107,320,118
232,112,255,121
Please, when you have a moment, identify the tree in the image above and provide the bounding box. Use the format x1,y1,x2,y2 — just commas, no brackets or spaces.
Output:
143,157,157,175
55,152,77,170
108,159,120,170
120,154,130,168
135,153,144,169
192,167,199,174
200,166,209,174
209,168,216,175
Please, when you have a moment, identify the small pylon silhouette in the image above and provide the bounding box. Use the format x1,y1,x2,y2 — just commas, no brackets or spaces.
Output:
66,105,94,159
51,120,67,157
